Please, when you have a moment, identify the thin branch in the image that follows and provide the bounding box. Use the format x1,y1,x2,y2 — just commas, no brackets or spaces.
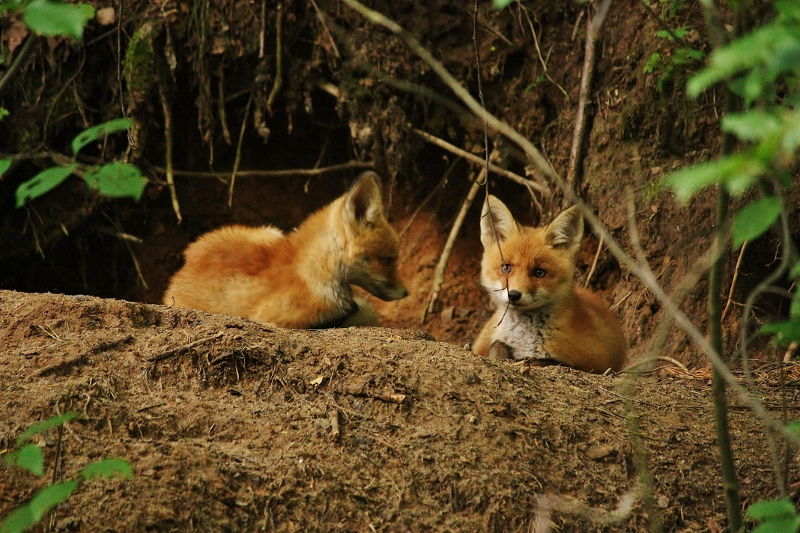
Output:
411,128,547,195
721,241,747,320
266,2,283,115
340,0,800,450
228,93,253,207
157,69,182,224
148,160,374,179
584,234,603,287
519,4,571,103
422,166,486,322
565,0,614,205
0,35,38,98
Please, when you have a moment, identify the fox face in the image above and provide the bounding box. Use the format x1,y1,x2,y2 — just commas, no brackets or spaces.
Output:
480,197,583,312
340,172,408,302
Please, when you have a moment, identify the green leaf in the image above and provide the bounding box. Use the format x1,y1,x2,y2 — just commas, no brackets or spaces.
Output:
0,158,12,176
664,155,763,202
82,162,147,201
71,118,133,155
23,0,88,41
16,412,79,447
0,506,36,533
687,25,795,97
788,421,800,439
15,165,77,208
5,444,45,476
761,318,800,345
722,111,782,141
644,53,661,74
80,458,134,480
492,0,515,9
78,3,95,20
732,197,781,248
747,498,798,521
752,518,800,533
27,481,77,521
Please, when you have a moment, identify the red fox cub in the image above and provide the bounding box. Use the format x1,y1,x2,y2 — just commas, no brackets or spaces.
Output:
163,171,408,328
473,196,626,373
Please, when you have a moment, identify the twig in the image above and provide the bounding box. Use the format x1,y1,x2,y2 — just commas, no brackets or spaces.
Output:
640,0,690,47
584,234,603,287
565,0,614,206
783,343,798,364
157,70,182,224
411,128,548,195
340,0,800,450
310,0,340,59
0,35,38,98
228,93,253,207
399,159,457,238
422,166,486,322
101,212,148,289
519,5,571,103
218,73,233,145
721,241,747,320
266,2,283,115
623,355,690,376
259,0,267,58
148,160,373,179
147,332,225,362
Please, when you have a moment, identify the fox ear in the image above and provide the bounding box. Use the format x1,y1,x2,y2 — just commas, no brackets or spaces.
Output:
344,171,384,225
546,205,584,254
481,195,519,249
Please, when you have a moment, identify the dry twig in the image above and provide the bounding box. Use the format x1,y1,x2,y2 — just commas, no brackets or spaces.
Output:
147,332,225,362
149,160,373,179
422,166,487,322
565,0,614,205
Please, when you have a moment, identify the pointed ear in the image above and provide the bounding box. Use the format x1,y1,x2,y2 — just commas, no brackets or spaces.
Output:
344,171,383,225
545,205,584,254
481,196,519,249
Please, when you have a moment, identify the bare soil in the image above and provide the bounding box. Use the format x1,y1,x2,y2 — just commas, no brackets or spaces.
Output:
1,289,798,532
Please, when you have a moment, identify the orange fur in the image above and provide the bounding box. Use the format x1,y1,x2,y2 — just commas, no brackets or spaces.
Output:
163,172,408,328
473,197,626,373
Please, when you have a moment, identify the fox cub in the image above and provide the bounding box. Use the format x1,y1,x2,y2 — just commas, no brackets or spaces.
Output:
163,171,408,328
473,196,626,373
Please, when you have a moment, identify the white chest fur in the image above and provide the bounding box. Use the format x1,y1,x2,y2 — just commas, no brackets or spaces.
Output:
492,308,551,361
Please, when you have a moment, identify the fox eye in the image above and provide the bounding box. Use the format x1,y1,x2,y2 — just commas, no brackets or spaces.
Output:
531,267,546,278
501,263,512,275
377,256,395,267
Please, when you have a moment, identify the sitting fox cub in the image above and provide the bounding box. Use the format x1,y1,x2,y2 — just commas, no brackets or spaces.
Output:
473,196,626,373
163,171,408,328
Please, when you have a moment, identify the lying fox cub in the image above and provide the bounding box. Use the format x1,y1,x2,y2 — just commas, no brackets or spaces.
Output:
473,196,626,373
163,171,408,328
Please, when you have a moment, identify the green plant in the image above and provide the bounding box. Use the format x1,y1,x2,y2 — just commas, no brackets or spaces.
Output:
664,0,800,528
0,1,146,207
1,413,133,533
643,27,706,92
0,0,95,41
1,118,148,207
746,499,800,533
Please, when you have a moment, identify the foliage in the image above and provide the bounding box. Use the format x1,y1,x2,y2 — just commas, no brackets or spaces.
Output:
0,3,146,208
0,0,95,41
746,499,800,533
5,118,147,208
1,413,133,533
643,26,706,92
664,0,800,524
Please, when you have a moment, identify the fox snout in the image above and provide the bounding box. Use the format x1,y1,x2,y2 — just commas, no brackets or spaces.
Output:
362,278,408,301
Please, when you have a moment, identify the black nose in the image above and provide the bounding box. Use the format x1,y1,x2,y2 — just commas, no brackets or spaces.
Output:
508,290,522,302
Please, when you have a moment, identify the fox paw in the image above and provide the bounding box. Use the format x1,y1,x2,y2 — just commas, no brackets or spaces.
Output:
488,341,514,361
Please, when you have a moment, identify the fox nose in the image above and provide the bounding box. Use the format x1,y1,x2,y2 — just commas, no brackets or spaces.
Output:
507,290,522,302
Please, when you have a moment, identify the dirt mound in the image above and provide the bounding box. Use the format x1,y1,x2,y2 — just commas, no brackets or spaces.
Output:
0,290,789,532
